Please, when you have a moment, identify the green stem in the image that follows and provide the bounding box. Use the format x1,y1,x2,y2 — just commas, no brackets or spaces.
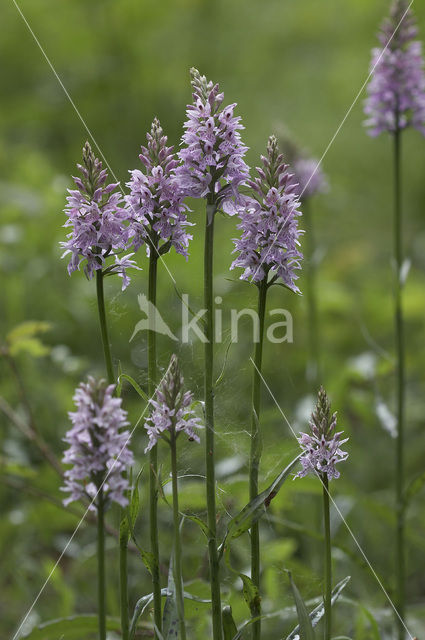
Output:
96,270,114,386
120,531,129,640
250,278,268,640
170,433,187,640
204,201,223,640
303,198,320,385
148,252,162,637
96,270,129,637
394,127,405,639
322,474,332,640
97,490,106,640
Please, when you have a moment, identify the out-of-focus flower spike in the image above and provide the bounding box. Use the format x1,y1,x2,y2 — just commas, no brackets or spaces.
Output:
364,0,425,136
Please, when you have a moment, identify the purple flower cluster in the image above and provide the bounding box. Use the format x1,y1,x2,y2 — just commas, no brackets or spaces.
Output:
296,386,348,481
176,68,249,214
126,118,192,258
364,0,425,136
293,156,328,200
61,142,139,290
61,377,134,510
144,355,203,452
231,135,303,291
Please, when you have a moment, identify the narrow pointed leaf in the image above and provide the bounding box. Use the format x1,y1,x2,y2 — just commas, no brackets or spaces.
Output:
162,557,179,639
241,573,261,616
285,577,350,640
223,606,238,640
185,514,212,540
119,373,150,403
129,589,210,640
405,470,425,505
287,571,315,640
116,360,123,397
221,455,301,549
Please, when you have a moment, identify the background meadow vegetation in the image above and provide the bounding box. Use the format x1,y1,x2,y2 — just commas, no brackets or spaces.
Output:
1,0,425,637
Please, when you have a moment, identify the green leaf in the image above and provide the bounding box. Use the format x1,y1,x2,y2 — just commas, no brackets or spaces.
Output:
162,556,179,639
21,615,120,639
285,577,351,640
215,338,234,387
129,467,143,531
185,514,212,540
129,589,209,640
220,454,301,551
222,605,238,640
120,467,142,545
118,373,150,403
358,604,380,640
223,544,261,617
116,360,123,397
287,571,315,640
405,470,425,505
240,573,261,616
139,548,156,577
7,321,51,358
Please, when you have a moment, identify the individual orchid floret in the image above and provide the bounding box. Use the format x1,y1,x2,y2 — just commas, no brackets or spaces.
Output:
364,0,425,136
144,354,203,452
295,386,348,481
61,377,134,510
231,135,303,291
126,118,192,258
61,142,139,289
176,68,250,214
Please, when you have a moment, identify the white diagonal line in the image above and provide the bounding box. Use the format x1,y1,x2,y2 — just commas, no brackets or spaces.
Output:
250,0,415,284
249,357,415,640
11,370,165,640
11,0,178,286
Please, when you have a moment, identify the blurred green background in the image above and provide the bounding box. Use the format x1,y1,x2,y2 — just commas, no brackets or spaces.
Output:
1,0,425,637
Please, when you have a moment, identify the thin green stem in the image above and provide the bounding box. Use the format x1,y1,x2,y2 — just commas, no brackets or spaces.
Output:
96,270,128,637
250,278,268,640
96,270,114,385
120,531,129,640
394,127,406,639
97,490,106,640
170,434,187,640
303,198,320,385
148,252,162,637
322,474,332,640
204,200,223,640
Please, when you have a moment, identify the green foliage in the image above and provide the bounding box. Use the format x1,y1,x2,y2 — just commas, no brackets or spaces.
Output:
287,571,315,640
21,615,121,639
6,321,51,357
2,0,425,638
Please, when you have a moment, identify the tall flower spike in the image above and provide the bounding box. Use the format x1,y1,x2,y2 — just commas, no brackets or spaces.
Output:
61,377,134,510
144,355,203,452
61,142,139,289
364,0,425,136
278,134,328,200
176,68,250,213
126,118,192,258
293,156,328,200
231,135,303,290
295,386,348,480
